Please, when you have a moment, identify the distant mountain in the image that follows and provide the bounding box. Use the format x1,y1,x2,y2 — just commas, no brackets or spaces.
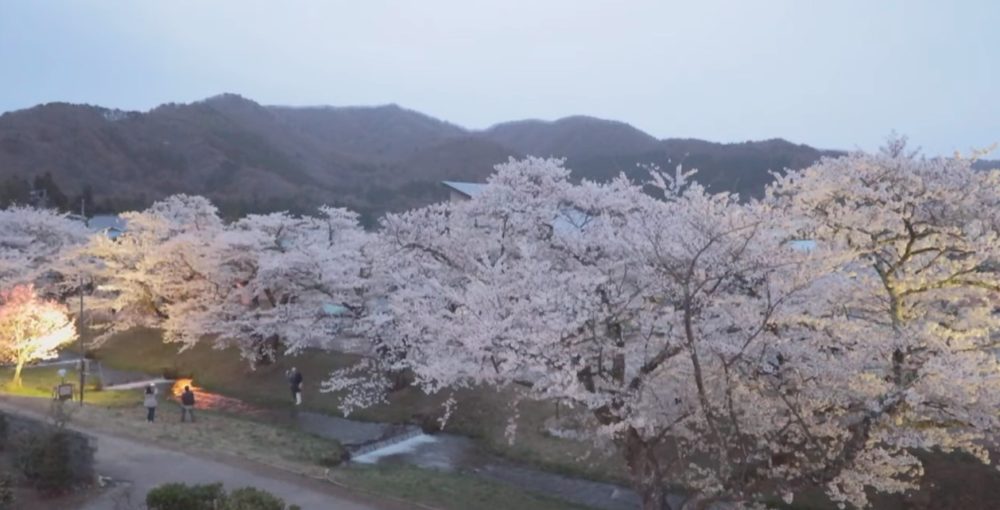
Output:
270,103,466,162
485,116,660,160
973,160,1000,171
0,93,884,226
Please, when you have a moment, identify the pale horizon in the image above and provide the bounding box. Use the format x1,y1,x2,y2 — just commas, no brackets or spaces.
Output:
2,0,997,155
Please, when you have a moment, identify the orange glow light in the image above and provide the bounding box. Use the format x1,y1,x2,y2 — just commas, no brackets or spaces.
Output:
171,378,196,397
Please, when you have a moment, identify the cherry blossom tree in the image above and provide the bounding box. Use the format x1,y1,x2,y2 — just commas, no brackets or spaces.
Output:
765,139,1000,508
326,158,830,508
326,151,1000,509
78,194,224,341
178,207,371,362
81,195,371,362
0,284,77,386
0,205,90,289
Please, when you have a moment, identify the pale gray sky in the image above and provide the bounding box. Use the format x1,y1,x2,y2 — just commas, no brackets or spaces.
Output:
1,0,996,154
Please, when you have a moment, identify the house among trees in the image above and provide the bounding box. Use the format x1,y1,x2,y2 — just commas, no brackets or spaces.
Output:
442,179,591,234
442,180,486,202
87,214,127,239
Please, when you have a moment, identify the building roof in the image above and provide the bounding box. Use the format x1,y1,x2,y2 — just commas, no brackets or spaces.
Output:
442,180,592,235
321,303,350,316
87,215,127,232
442,181,487,198
788,239,817,251
88,215,127,239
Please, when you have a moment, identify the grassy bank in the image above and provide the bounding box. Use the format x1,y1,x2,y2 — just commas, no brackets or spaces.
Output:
91,328,626,484
0,379,597,510
0,365,347,471
335,465,595,510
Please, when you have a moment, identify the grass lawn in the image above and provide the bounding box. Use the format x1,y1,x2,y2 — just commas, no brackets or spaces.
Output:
0,375,346,476
335,464,596,510
91,328,627,484
0,364,137,408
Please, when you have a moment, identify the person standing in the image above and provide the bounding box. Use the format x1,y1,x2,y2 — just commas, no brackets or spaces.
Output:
287,367,303,406
143,384,158,423
180,385,196,423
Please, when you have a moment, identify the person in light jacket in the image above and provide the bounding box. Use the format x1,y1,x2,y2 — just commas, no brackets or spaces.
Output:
143,384,158,423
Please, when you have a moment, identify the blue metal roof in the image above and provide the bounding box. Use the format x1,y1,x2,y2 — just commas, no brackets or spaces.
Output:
789,240,817,251
88,215,127,239
88,215,127,231
322,303,350,316
441,181,487,198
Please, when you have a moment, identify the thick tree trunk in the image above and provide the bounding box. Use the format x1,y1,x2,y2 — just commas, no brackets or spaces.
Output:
12,357,25,387
623,426,671,510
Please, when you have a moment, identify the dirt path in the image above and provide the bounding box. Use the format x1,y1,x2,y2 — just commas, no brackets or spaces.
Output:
0,399,412,510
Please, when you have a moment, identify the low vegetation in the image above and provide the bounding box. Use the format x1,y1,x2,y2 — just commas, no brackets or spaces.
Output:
14,430,75,494
146,482,302,510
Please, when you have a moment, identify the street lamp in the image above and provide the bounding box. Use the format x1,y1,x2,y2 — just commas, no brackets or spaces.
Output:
78,197,86,406
78,274,85,405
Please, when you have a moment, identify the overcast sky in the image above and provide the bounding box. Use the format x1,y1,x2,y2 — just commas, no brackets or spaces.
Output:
1,0,996,155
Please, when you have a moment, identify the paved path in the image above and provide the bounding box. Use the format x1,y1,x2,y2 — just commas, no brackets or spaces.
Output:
79,432,386,510
0,400,407,510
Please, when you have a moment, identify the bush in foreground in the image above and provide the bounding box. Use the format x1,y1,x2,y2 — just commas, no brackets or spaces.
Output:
15,430,74,494
146,482,301,510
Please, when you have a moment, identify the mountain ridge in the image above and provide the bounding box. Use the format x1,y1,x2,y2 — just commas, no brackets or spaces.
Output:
1,93,993,226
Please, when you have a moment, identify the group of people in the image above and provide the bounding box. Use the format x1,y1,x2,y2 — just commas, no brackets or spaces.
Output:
142,383,197,423
139,367,304,423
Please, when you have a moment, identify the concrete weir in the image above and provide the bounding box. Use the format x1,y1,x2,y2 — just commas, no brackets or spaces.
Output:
350,429,432,463
103,378,173,390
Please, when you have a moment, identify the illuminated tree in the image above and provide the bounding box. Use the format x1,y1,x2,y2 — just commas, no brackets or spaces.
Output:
766,139,1000,508
79,195,224,340
0,284,77,387
81,195,371,362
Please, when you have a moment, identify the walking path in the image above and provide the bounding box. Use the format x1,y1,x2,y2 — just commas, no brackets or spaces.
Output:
0,398,410,510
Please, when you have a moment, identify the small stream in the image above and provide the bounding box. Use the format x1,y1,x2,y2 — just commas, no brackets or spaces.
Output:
100,366,645,510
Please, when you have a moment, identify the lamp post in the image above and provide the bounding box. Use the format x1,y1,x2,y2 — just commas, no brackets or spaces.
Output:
78,274,85,405
78,197,86,406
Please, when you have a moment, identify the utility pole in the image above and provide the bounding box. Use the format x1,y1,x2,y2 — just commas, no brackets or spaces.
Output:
78,197,85,405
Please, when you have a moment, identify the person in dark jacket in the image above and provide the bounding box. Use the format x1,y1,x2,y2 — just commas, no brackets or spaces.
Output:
287,367,303,406
180,385,196,422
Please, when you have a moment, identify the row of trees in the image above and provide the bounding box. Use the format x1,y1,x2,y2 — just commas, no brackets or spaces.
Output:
1,139,998,509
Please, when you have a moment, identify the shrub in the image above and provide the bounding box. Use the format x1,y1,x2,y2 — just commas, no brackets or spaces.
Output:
15,431,74,494
146,483,300,510
146,482,225,510
222,487,286,510
0,414,7,450
0,473,13,510
317,444,350,467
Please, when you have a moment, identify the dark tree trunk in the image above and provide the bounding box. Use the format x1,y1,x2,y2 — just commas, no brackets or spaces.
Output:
623,426,671,510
